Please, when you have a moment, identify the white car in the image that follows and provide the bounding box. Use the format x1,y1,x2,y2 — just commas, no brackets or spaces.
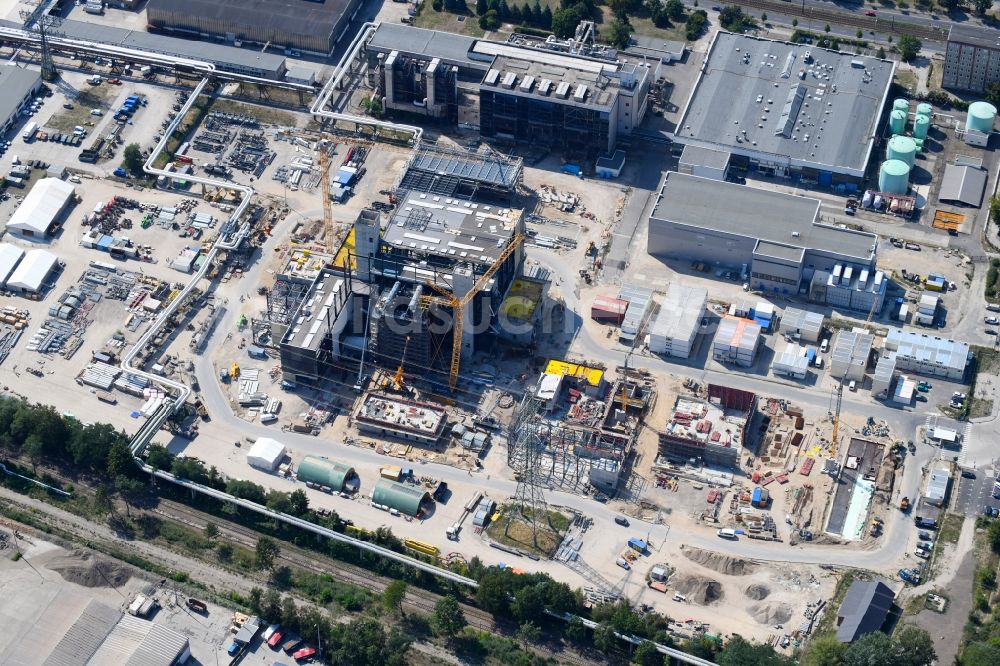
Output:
986,316,999,325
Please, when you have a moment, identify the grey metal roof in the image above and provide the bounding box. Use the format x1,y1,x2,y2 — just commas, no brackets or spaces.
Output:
652,172,878,262
939,163,987,207
43,601,120,666
754,240,805,262
948,23,1000,49
676,32,894,176
679,144,731,170
408,147,522,189
0,65,40,126
124,622,189,666
836,581,894,642
626,35,685,61
367,23,480,69
147,0,351,44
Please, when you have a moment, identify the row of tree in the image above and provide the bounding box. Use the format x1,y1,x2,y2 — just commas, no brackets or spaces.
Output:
474,0,554,31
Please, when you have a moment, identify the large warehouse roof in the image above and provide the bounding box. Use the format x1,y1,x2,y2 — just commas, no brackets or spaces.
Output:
7,248,58,292
0,243,25,285
367,23,480,69
0,65,40,126
296,455,355,490
649,284,707,344
675,32,895,177
6,178,75,237
371,479,430,517
651,173,877,263
939,163,987,207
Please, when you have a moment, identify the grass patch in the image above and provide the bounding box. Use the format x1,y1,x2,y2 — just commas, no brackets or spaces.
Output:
413,8,485,37
600,8,688,42
969,398,995,419
986,258,1000,302
46,85,115,132
485,505,570,557
894,70,919,94
973,345,1000,375
217,96,303,124
938,512,964,545
154,94,213,169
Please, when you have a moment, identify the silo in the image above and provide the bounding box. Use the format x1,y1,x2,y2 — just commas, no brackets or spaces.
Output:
913,114,931,140
887,135,917,167
893,98,910,114
916,102,933,117
889,110,907,135
879,160,910,194
966,101,998,133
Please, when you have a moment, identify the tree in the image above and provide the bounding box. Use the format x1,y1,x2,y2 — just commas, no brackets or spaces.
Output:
894,625,935,666
266,490,293,514
521,3,531,23
565,617,589,644
480,9,501,29
271,565,292,587
937,0,959,10
509,3,522,21
719,5,749,32
217,542,233,561
962,641,1000,666
383,579,408,615
122,143,143,177
541,5,553,28
761,12,767,21
985,81,1000,109
844,632,899,666
632,640,661,666
824,23,831,33
792,18,797,26
718,636,795,665
476,0,487,13
973,0,993,14
666,0,685,20
551,7,581,38
432,596,466,638
988,520,1000,553
685,10,707,40
802,634,848,666
255,535,280,570
24,434,44,470
511,584,546,624
226,479,267,503
898,35,922,63
593,622,618,654
92,485,113,518
605,18,632,49
288,489,309,516
106,441,134,479
476,571,511,616
145,444,172,471
115,476,144,518
532,0,542,24
204,521,219,538
877,46,886,59
516,621,541,649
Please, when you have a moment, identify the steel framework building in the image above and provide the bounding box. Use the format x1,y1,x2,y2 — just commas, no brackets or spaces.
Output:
396,144,523,202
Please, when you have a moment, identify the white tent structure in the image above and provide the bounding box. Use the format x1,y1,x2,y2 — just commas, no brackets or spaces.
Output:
6,178,75,238
6,248,57,292
246,437,286,471
0,243,25,286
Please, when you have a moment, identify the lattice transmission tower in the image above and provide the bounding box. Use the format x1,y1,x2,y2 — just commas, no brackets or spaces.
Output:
19,11,62,81
507,396,554,549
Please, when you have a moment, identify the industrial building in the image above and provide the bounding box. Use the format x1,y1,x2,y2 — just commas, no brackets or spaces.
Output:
890,375,915,405
712,316,761,367
807,263,887,315
678,144,731,181
647,173,879,297
497,276,546,344
370,479,432,517
296,456,357,491
246,437,286,471
877,328,971,381
658,384,756,467
6,178,76,238
925,466,951,507
0,243,25,286
354,393,448,446
146,0,361,56
836,581,894,643
6,249,59,293
674,32,895,182
396,143,523,202
365,23,652,155
648,284,707,358
0,65,41,137
830,328,874,381
939,158,988,208
618,283,653,344
591,294,628,325
772,342,811,379
778,307,823,343
942,24,1000,93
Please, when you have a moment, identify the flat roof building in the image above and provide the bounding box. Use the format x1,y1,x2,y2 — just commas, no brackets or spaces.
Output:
836,581,894,642
6,178,75,238
778,307,824,343
648,173,878,296
648,284,707,359
773,342,811,379
831,328,874,381
678,144,731,181
712,316,761,367
675,32,895,180
943,24,1000,93
354,394,448,445
925,466,950,506
0,65,41,137
0,243,25,287
881,327,971,381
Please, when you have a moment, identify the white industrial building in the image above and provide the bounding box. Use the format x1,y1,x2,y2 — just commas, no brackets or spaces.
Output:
881,328,970,381
678,144,731,181
0,243,25,286
831,328,874,381
916,294,939,326
648,284,707,358
924,466,951,506
246,437,286,470
772,342,811,379
618,284,654,345
5,178,76,238
712,316,761,367
872,353,896,397
808,264,887,315
778,307,823,342
892,375,915,405
6,248,58,293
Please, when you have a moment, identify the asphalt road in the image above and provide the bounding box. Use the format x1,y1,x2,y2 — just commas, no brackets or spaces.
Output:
955,470,1000,517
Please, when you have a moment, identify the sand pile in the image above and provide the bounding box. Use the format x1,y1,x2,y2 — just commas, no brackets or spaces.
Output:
48,551,130,588
681,545,758,576
748,601,793,625
672,575,724,605
744,583,771,600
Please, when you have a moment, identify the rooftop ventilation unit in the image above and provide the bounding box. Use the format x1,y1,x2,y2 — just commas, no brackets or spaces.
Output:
484,69,500,86
555,81,571,98
573,84,588,102
519,75,535,92
501,72,517,89
538,78,553,95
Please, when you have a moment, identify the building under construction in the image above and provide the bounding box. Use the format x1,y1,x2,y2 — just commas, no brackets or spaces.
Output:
658,384,757,468
397,144,523,202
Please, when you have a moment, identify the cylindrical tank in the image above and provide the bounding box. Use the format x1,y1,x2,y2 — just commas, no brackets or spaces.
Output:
966,101,997,133
887,135,917,167
913,114,931,140
879,160,910,194
916,102,933,117
889,110,907,135
893,98,910,114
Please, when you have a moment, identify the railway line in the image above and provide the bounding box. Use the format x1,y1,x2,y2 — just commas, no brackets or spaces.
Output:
727,0,949,43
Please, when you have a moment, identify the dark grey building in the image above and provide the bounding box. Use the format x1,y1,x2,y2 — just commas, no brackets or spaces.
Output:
0,65,41,136
943,24,1000,94
147,0,362,56
836,581,895,642
647,172,878,295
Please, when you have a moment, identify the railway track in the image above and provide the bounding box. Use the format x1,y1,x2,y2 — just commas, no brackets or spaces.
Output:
153,500,597,666
728,0,949,43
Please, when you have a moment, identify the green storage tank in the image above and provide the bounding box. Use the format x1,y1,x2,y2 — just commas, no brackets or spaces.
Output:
879,160,910,195
966,101,997,133
893,98,910,114
889,110,907,135
916,102,933,117
913,114,931,140
887,135,917,167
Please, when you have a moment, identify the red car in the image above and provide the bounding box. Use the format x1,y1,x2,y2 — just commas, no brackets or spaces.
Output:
865,10,876,16
293,646,317,662
267,630,284,648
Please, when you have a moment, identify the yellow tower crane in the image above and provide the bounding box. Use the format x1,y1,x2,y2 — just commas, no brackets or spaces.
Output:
424,234,525,391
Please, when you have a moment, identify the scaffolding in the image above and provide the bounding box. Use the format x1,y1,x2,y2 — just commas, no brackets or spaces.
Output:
397,144,523,202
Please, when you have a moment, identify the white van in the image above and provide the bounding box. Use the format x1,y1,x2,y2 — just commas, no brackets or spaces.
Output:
849,380,857,392
717,528,737,539
813,356,824,369
820,338,830,353
260,413,278,425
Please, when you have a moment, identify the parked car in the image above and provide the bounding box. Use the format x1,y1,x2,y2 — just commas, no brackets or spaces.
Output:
918,531,932,541
865,9,876,15
614,516,629,527
961,469,976,479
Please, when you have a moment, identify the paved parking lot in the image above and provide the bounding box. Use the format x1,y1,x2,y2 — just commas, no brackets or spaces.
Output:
954,468,1000,516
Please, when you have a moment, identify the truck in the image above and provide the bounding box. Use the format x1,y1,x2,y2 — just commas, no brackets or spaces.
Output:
185,598,208,613
900,496,910,512
95,391,117,405
21,121,37,141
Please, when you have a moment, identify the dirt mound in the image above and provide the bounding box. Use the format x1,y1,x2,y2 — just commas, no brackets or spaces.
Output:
672,575,725,605
748,601,793,625
681,545,758,576
744,583,771,600
48,551,130,588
